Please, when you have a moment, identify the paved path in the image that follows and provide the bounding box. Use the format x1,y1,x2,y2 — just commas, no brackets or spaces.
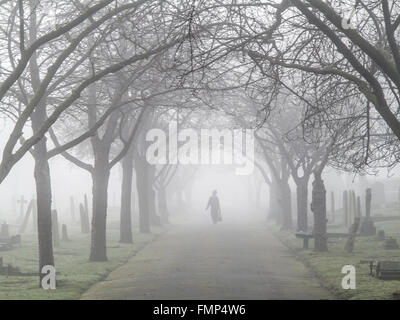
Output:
81,214,334,300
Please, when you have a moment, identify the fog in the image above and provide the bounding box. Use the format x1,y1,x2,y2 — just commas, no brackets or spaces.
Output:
1,0,400,302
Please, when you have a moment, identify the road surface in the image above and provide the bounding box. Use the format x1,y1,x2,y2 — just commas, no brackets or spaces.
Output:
81,213,334,300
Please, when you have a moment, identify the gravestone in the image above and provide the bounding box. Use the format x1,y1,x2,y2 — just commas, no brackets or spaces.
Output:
351,190,356,224
366,188,372,218
79,203,90,234
348,190,353,226
61,224,69,241
357,196,361,217
343,190,349,227
51,210,60,248
377,230,385,240
17,195,27,222
70,196,76,224
0,223,9,238
9,235,21,246
384,237,399,250
371,182,386,208
345,217,360,253
310,174,327,252
360,188,376,236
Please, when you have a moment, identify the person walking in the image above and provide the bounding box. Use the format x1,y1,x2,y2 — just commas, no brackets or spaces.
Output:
205,190,222,224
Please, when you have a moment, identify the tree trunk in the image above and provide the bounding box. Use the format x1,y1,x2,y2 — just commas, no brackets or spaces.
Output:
311,172,328,252
119,150,134,243
279,180,292,230
296,178,308,232
29,0,54,284
89,161,110,261
134,154,150,233
33,137,54,281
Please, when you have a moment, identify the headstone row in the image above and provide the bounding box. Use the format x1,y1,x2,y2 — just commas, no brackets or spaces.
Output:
70,194,90,234
342,190,362,228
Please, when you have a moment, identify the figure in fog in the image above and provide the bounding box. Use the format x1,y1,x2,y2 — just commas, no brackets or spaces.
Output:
205,190,222,224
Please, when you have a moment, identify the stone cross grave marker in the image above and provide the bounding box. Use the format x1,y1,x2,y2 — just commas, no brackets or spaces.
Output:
17,195,27,222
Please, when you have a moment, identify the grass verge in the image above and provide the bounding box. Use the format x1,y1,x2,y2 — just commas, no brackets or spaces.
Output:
269,220,400,300
0,224,166,300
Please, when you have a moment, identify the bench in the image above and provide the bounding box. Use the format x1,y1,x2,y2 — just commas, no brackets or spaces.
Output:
0,257,38,276
370,216,400,222
360,260,400,279
376,261,400,280
295,232,351,249
360,260,376,275
295,232,313,249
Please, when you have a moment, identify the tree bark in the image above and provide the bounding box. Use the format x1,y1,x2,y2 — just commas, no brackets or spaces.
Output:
119,149,134,243
29,0,54,284
279,180,292,230
311,172,328,252
296,178,308,232
134,153,150,233
89,160,110,261
33,137,54,281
